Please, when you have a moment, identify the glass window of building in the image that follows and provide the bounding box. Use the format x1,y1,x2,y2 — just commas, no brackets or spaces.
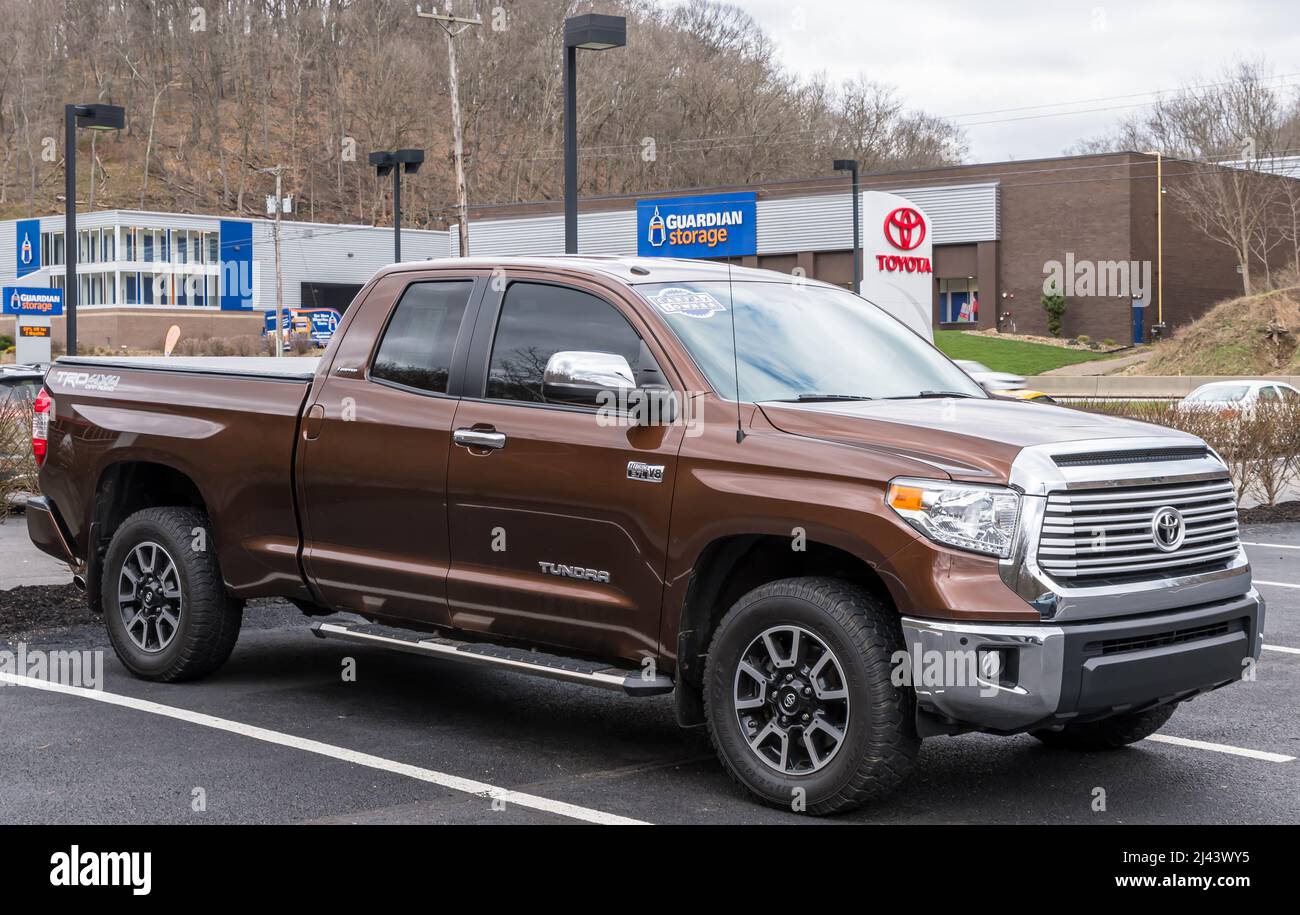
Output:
938,277,979,324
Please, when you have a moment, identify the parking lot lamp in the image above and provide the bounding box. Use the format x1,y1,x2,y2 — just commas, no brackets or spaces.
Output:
65,103,126,356
563,14,627,254
370,149,425,262
834,159,861,294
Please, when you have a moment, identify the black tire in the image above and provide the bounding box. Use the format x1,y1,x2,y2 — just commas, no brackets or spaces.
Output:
102,507,242,682
1031,704,1177,750
703,577,918,815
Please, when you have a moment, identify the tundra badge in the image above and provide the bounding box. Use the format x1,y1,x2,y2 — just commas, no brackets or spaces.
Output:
539,562,611,584
627,461,666,483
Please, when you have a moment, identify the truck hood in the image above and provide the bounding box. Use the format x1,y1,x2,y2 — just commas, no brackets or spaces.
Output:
758,398,1185,483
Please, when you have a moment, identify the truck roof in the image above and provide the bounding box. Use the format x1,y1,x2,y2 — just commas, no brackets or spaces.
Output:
375,255,839,289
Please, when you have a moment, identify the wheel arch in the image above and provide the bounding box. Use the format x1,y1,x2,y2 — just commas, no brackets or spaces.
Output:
671,533,898,723
84,460,210,614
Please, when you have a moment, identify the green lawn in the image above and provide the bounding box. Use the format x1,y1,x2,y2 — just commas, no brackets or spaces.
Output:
933,331,1114,376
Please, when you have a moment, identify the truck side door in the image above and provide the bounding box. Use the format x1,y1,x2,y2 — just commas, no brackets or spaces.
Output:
298,273,481,626
445,277,685,665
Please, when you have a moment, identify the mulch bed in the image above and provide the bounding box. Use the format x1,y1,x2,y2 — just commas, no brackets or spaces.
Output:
0,583,99,638
1240,501,1300,525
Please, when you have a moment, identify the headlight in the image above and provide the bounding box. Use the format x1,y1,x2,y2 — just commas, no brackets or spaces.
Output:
887,477,1020,559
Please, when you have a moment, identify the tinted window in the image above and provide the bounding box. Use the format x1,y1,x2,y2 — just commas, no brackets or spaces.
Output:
371,281,473,394
486,283,650,404
1259,386,1280,401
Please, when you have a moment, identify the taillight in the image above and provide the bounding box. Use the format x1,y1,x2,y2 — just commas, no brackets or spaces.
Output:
32,388,51,467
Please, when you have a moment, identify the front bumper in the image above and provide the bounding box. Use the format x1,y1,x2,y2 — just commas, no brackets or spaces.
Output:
900,589,1265,734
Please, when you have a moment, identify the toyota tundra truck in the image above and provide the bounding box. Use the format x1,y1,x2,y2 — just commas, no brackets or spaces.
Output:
27,256,1264,814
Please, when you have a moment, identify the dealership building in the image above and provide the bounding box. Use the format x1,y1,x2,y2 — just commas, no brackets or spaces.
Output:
1,210,448,350
2,151,1281,351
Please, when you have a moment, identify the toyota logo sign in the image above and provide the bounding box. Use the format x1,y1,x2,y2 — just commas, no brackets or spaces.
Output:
883,207,927,251
1150,506,1186,553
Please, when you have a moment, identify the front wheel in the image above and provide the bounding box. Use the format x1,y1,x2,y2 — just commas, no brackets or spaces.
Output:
102,507,242,682
704,577,918,815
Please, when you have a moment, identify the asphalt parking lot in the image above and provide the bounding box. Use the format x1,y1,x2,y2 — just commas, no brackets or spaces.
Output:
0,520,1296,825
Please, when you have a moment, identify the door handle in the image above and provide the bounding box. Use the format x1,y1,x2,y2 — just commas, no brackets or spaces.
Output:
454,427,507,450
303,404,325,441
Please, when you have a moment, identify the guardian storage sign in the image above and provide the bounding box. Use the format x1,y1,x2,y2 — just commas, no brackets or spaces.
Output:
637,192,756,259
16,219,40,278
4,285,62,364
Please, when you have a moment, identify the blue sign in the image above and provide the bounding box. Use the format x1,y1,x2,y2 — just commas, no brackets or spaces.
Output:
219,220,254,310
3,286,63,316
16,219,40,278
637,192,757,259
308,309,341,343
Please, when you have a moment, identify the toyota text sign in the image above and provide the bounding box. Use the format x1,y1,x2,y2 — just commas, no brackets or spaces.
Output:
859,192,934,340
637,192,757,259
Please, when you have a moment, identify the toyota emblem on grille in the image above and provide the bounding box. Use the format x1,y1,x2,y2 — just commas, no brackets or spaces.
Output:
1151,506,1186,552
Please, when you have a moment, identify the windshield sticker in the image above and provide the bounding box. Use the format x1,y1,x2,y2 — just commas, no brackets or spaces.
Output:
650,287,727,319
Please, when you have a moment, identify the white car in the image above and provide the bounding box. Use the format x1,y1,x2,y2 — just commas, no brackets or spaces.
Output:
953,359,1026,392
1178,379,1300,413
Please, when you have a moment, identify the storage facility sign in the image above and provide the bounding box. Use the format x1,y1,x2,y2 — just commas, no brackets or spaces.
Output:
637,192,757,259
3,286,63,316
15,219,41,278
4,284,59,364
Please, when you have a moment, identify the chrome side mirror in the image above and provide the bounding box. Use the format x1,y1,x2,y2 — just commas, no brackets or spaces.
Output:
543,351,635,406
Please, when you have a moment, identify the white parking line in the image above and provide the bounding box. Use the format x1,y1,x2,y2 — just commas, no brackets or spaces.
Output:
1242,541,1300,550
0,671,648,825
1263,644,1300,655
1146,734,1295,763
1255,580,1300,590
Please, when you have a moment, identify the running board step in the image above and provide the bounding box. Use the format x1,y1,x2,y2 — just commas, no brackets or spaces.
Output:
310,621,674,697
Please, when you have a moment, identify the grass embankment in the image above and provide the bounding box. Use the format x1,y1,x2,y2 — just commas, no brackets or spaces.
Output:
1139,286,1300,376
933,331,1113,375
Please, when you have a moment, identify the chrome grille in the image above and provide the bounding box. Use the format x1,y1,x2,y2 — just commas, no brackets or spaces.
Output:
1037,477,1240,581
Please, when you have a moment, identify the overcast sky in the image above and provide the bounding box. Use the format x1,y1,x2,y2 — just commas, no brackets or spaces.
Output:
696,0,1300,162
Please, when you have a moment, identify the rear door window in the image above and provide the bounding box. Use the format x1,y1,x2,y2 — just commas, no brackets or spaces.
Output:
370,281,474,394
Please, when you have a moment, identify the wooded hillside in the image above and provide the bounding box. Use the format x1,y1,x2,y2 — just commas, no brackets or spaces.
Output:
0,0,965,227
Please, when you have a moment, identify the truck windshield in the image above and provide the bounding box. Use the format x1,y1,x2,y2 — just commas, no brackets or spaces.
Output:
637,280,985,403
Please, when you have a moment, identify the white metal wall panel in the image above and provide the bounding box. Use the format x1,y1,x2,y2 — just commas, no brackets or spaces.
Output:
451,182,998,258
892,182,999,245
450,210,638,257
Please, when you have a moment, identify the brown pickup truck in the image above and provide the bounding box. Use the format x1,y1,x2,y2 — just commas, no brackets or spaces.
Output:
27,256,1264,814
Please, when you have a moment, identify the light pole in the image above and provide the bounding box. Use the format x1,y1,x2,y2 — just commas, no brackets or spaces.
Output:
563,14,626,254
833,159,861,294
64,103,125,356
370,149,425,262
416,5,480,257
1145,149,1165,339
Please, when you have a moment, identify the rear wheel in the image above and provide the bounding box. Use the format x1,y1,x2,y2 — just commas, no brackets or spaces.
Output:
704,577,918,814
103,507,242,682
1031,704,1177,750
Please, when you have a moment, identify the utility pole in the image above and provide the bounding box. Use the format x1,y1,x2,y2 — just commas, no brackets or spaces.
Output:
418,3,481,257
260,165,290,357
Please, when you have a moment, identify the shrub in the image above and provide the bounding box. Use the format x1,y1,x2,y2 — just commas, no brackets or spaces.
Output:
0,392,38,519
1042,280,1067,337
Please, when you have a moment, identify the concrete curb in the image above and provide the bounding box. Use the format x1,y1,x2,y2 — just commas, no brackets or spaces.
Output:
1028,375,1300,399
